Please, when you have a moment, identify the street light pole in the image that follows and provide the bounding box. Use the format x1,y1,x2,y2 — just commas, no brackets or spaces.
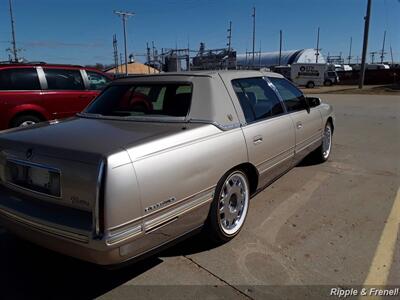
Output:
114,10,135,75
359,0,372,89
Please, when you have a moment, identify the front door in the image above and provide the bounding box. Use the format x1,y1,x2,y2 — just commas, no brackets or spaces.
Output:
268,77,323,163
232,77,295,188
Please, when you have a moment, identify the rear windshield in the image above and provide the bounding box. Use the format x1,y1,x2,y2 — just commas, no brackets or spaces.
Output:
84,83,192,119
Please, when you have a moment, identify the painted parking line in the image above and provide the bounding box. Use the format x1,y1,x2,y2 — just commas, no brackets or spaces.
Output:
360,187,400,297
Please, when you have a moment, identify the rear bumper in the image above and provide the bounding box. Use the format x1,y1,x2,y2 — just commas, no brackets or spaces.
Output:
0,207,122,265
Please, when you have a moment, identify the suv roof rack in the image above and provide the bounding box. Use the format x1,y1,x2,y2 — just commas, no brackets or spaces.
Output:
0,61,84,68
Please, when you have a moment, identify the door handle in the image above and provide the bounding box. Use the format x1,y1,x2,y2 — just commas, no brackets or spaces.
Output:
296,122,303,129
253,135,263,144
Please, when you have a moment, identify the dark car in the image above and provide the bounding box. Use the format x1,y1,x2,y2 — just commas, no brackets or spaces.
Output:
0,63,112,129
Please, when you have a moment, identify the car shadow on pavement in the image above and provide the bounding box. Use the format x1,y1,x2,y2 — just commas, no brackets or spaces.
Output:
0,231,162,300
0,228,217,299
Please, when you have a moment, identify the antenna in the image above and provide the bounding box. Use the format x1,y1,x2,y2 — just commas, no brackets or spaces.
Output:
252,7,256,67
380,30,386,64
114,10,135,75
315,27,320,63
8,0,18,62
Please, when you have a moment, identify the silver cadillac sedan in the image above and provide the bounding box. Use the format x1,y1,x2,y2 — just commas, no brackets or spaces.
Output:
0,71,334,265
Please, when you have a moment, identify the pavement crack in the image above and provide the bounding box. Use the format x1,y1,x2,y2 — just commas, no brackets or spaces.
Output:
182,255,254,300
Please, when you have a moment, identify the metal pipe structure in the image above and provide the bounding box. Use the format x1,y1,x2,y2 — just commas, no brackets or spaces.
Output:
359,0,372,89
114,10,135,75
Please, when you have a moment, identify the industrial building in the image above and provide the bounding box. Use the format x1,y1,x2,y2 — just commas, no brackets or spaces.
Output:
236,48,326,68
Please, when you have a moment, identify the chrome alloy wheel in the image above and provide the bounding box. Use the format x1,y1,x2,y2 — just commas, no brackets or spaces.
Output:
218,172,249,235
322,124,332,159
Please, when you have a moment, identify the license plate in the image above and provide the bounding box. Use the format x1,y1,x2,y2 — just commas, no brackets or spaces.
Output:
28,167,50,188
5,160,61,197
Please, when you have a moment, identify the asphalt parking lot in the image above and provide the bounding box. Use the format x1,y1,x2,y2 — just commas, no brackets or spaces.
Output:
0,93,399,300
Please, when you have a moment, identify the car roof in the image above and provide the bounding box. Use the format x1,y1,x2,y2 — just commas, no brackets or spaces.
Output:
113,70,284,83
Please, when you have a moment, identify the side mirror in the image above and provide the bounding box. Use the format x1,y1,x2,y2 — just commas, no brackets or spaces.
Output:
306,97,321,108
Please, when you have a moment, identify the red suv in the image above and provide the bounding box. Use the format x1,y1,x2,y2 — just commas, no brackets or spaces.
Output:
0,63,112,129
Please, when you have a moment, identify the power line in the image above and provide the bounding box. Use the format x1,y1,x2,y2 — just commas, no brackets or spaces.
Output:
114,10,135,75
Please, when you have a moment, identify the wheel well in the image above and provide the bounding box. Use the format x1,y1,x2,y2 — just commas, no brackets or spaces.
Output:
233,163,259,195
9,110,46,127
327,117,334,133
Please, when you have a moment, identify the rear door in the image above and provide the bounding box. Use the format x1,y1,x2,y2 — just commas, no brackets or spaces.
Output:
268,77,323,163
0,67,43,128
232,77,295,187
40,67,88,119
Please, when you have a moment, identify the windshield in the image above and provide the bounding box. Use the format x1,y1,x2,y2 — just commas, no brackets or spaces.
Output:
83,83,192,119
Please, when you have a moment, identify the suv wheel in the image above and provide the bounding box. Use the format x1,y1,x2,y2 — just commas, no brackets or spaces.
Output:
11,115,42,128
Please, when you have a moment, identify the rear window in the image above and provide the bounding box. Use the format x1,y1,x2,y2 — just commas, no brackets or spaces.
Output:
0,68,41,90
84,83,192,118
44,68,84,90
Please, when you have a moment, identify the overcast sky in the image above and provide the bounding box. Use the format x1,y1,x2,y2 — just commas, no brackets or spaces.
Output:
0,0,399,65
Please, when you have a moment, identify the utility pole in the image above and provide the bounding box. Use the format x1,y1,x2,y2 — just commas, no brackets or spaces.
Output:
114,10,135,75
8,0,18,62
278,30,282,66
390,45,394,66
146,42,151,74
227,21,232,52
359,0,372,89
380,30,386,64
348,37,352,64
252,7,256,67
315,27,320,63
370,51,378,64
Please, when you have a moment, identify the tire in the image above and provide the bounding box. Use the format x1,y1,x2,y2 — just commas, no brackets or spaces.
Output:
306,81,315,88
11,115,42,128
205,170,250,243
312,122,333,163
324,79,332,86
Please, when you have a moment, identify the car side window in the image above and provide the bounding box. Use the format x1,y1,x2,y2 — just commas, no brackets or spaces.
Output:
232,77,284,123
0,68,40,90
268,77,308,112
86,71,110,90
44,68,84,90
